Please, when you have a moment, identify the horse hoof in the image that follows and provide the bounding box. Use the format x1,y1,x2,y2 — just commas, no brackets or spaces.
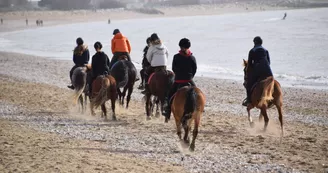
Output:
164,118,169,123
189,146,195,152
146,116,151,121
112,116,117,121
250,122,255,128
155,112,160,118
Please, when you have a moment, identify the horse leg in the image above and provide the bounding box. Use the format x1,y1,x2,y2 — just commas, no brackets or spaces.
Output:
175,118,182,140
79,95,84,114
156,98,161,118
126,84,133,109
84,93,87,113
90,102,96,116
121,86,128,107
117,88,122,106
261,108,269,132
145,94,151,120
259,112,263,122
183,125,190,144
247,106,254,128
276,104,284,137
101,103,107,121
111,96,117,121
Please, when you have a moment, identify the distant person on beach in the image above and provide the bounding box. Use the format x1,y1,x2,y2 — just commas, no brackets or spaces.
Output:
163,38,197,117
1,18,3,24
138,37,152,90
282,13,287,20
109,29,131,69
89,41,110,93
108,19,111,24
68,37,90,90
242,36,273,106
40,20,43,26
26,19,28,26
36,20,39,26
141,33,169,94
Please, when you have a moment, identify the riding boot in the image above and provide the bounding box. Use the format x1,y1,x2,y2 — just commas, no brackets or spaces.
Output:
141,84,149,94
242,89,251,106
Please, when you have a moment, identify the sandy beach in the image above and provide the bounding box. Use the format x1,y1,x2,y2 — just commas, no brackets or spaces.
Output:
1,3,328,173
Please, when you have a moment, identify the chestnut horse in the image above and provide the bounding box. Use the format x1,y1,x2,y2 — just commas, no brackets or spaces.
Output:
243,59,283,136
90,75,117,120
144,69,175,122
171,86,205,151
110,55,137,108
72,65,92,113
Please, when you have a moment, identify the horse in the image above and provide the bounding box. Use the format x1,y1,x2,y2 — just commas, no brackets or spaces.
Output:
144,69,175,122
243,59,284,136
72,65,92,113
171,86,205,151
110,55,137,108
90,74,117,120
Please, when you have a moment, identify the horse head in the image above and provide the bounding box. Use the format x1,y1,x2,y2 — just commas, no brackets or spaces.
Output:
243,59,252,88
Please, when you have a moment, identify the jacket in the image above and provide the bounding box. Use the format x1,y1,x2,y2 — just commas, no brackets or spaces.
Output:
146,43,169,67
172,50,197,81
111,33,131,54
91,51,110,78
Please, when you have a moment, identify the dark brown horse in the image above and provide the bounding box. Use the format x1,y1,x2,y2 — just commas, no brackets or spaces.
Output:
72,65,92,113
243,59,284,136
171,86,205,151
144,69,175,122
90,75,117,120
110,55,137,108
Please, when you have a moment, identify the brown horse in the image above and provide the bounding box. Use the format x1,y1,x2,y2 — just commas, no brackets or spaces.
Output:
243,59,284,136
145,69,175,122
90,75,117,120
171,86,205,151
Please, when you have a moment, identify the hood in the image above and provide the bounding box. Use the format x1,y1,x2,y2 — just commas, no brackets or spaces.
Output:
153,43,164,50
113,33,124,39
179,49,192,57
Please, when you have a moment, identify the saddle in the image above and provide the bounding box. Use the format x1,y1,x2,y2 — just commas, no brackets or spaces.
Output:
118,55,128,61
169,82,192,104
86,64,92,70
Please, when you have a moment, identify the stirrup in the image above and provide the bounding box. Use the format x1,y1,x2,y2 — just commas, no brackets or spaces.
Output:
242,98,249,106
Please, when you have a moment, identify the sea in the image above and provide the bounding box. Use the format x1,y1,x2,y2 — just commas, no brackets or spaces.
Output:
1,8,327,89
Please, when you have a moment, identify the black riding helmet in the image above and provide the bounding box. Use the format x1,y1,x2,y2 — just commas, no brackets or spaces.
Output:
94,41,102,50
113,29,120,35
150,33,160,42
253,36,263,45
179,38,191,49
76,37,84,46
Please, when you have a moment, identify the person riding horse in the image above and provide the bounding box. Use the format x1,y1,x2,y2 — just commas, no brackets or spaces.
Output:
109,29,132,69
68,37,90,90
141,33,169,94
163,38,197,118
89,41,111,94
242,36,273,106
138,37,152,90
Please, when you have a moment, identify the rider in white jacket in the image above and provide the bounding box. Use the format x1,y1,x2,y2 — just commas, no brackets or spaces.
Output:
141,33,169,94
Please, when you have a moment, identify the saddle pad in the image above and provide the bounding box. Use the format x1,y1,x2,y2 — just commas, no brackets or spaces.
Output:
148,72,155,84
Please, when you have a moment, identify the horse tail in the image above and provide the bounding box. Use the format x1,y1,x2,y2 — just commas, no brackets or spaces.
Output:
259,76,274,107
72,67,87,105
92,77,110,108
182,87,197,126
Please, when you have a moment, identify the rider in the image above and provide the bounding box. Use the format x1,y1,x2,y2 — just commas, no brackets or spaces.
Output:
109,29,131,69
68,37,90,90
163,38,197,118
141,33,169,94
138,37,152,90
242,36,273,106
89,41,111,94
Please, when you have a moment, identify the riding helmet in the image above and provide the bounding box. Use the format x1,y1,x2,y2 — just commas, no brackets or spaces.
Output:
94,41,102,50
113,29,120,35
253,36,263,45
76,37,84,46
150,33,160,42
179,38,191,49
